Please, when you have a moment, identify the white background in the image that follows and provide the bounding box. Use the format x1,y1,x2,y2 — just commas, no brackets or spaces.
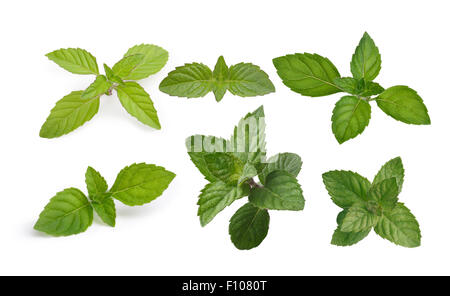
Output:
0,0,449,276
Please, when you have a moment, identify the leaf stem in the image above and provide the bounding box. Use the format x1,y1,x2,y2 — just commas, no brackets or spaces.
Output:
247,178,262,189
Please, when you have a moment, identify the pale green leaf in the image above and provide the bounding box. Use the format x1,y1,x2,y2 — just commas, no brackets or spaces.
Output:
331,210,371,246
159,63,213,98
249,171,304,211
81,75,112,100
332,96,371,144
104,64,124,85
229,203,270,250
374,203,421,248
46,48,99,75
376,86,431,125
212,56,229,102
351,32,382,81
322,170,371,208
198,181,249,226
40,91,100,138
238,163,258,185
116,81,161,129
85,166,108,198
34,188,93,237
112,54,145,79
122,44,168,80
92,197,116,227
373,157,405,192
227,63,275,97
368,177,399,210
110,163,175,206
341,205,378,232
258,153,302,185
273,53,341,97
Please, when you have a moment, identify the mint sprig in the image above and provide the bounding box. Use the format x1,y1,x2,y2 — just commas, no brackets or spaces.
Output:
187,106,304,250
160,56,275,102
34,164,175,236
41,45,168,138
322,157,421,248
273,32,431,144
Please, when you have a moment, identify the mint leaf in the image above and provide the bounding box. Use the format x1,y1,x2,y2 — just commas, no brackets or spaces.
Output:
40,91,100,139
198,182,249,227
202,153,244,185
340,205,378,232
46,48,99,75
229,203,270,250
122,44,168,80
334,77,384,97
322,170,371,208
92,196,116,227
332,96,371,144
360,81,384,97
81,75,112,100
230,106,266,164
116,81,161,129
376,86,431,125
249,170,304,211
238,163,258,185
375,203,421,248
258,153,302,185
273,53,341,97
112,54,145,79
212,56,229,102
227,63,275,97
34,188,93,237
368,177,399,211
351,32,381,81
159,63,213,98
104,64,124,85
331,210,371,246
373,157,405,192
85,166,108,198
110,163,175,206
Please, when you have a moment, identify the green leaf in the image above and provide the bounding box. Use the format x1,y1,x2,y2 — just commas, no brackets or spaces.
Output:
230,106,266,164
110,163,175,206
198,181,249,227
116,81,161,129
104,64,124,85
331,96,371,144
92,197,116,227
81,75,112,100
334,77,384,97
368,177,399,210
186,135,230,182
40,91,100,138
249,170,304,211
376,86,430,125
258,153,302,185
331,210,371,246
212,56,229,102
85,166,108,198
238,163,258,185
122,44,169,80
112,54,145,79
273,53,341,97
201,153,244,185
34,188,93,237
159,63,213,98
350,32,381,81
229,203,270,250
227,62,275,97
374,203,421,248
373,157,405,193
46,48,99,75
341,205,378,232
322,170,371,208
360,81,384,97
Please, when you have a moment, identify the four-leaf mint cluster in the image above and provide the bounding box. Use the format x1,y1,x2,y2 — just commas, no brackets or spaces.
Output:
323,157,421,248
35,164,175,236
273,32,431,144
41,44,168,138
186,106,305,250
